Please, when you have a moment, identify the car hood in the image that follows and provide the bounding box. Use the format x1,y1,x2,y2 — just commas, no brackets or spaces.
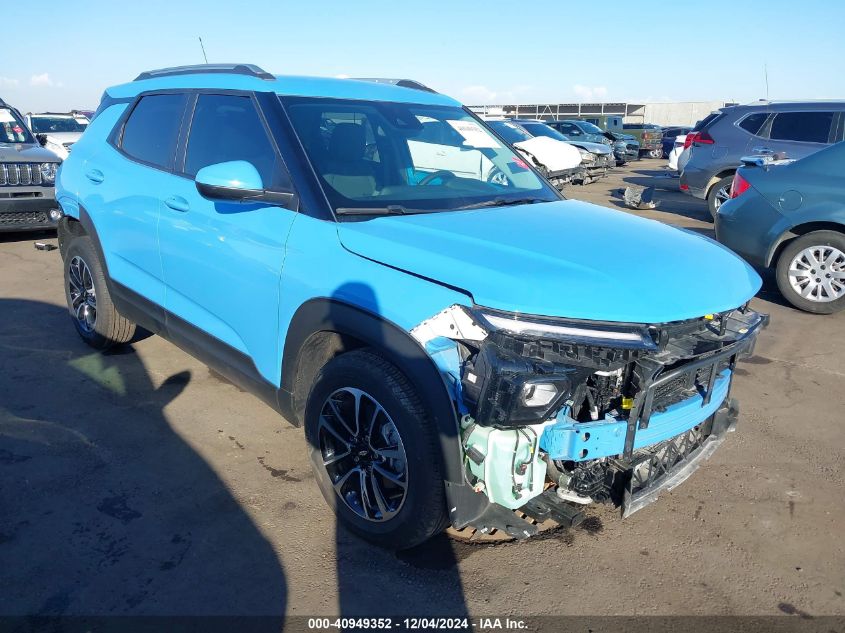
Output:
0,142,60,162
564,140,611,155
45,132,82,145
337,200,761,324
513,136,582,171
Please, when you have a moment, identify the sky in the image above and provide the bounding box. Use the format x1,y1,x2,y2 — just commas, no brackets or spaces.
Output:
3,0,844,113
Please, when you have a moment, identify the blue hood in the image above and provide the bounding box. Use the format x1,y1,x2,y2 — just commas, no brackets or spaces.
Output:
337,200,762,324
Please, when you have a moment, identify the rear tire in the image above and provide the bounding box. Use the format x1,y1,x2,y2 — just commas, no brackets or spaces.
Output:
63,234,136,349
304,350,448,549
775,231,845,314
707,175,734,218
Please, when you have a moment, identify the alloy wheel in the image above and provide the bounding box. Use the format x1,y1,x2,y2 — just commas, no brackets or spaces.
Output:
68,255,97,332
318,387,408,522
787,245,845,302
713,184,731,210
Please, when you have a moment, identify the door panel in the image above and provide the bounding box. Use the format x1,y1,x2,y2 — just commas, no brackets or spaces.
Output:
158,93,296,383
80,93,188,307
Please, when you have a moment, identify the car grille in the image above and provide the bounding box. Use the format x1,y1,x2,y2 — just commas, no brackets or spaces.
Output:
0,210,50,226
0,163,44,186
626,143,638,151
651,363,723,412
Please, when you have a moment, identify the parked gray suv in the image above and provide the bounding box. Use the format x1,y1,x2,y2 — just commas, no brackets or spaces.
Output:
680,101,845,217
1,97,62,232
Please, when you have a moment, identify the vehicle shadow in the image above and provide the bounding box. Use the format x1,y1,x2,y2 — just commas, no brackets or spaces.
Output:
321,283,470,620
0,229,57,244
0,299,287,626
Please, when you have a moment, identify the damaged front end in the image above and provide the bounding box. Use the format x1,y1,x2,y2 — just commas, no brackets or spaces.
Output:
412,304,768,539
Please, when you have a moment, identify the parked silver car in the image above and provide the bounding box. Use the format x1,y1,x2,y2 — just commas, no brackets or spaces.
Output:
680,101,845,217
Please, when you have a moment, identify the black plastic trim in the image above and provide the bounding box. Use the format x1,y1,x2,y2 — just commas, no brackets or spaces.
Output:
281,298,466,485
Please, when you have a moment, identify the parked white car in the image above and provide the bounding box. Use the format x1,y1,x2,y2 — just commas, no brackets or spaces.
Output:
25,112,90,160
667,134,688,172
484,119,583,188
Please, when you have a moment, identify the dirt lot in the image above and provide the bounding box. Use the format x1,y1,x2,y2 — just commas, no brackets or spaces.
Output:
1,159,843,623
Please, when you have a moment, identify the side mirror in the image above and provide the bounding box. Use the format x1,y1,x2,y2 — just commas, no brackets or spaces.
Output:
194,160,294,206
36,133,48,146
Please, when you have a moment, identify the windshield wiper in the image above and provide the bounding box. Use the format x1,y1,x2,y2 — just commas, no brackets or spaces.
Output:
456,197,549,211
335,205,411,216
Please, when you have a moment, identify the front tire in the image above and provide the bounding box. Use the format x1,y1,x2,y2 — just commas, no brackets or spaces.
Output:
775,231,845,314
304,350,448,549
63,234,136,349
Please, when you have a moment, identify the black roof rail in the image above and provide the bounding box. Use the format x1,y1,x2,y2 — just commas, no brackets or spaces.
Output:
134,63,274,82
352,78,437,93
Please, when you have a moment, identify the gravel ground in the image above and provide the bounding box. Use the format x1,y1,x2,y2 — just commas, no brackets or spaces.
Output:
1,159,843,622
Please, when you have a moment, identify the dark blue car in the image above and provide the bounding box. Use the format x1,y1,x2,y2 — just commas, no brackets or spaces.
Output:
716,141,845,313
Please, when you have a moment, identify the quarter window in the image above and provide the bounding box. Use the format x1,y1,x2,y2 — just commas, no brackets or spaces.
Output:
185,94,281,188
738,112,768,135
768,111,834,144
121,94,187,169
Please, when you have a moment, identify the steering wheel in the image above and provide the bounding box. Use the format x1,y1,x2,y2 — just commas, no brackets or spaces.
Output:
418,170,457,186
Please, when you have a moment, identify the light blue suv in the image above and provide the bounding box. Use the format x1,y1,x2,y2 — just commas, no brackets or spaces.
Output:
56,64,768,548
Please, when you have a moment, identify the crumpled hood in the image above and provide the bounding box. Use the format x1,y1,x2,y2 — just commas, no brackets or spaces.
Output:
565,140,611,155
514,136,582,171
338,200,761,324
0,142,60,162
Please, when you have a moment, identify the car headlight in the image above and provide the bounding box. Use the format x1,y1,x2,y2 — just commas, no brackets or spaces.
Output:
578,149,596,163
40,163,58,183
477,309,656,350
459,309,658,428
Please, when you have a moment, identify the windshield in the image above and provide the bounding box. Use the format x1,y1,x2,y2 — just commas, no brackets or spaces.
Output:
579,121,604,134
519,122,571,143
0,108,34,144
282,97,558,214
30,116,88,133
487,120,533,144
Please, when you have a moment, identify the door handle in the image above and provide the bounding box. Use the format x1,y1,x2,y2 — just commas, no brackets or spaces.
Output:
85,169,104,184
164,196,190,213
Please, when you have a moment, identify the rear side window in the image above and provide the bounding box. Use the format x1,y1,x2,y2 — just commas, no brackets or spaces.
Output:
692,112,722,132
121,94,187,169
738,112,768,135
769,111,834,143
185,94,280,188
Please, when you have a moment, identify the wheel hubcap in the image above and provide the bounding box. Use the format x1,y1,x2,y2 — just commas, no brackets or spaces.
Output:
714,185,730,209
68,256,97,332
788,245,845,302
318,387,408,522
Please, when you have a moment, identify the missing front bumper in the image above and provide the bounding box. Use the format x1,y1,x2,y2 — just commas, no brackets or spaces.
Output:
622,398,738,517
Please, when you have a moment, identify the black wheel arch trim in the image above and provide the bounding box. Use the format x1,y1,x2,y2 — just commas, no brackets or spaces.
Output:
281,298,465,480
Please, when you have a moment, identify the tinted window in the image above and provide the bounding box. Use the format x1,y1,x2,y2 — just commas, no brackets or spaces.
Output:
692,112,721,132
488,120,533,144
554,122,579,134
121,94,186,169
738,112,768,135
185,94,280,187
769,111,834,143
0,107,33,144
